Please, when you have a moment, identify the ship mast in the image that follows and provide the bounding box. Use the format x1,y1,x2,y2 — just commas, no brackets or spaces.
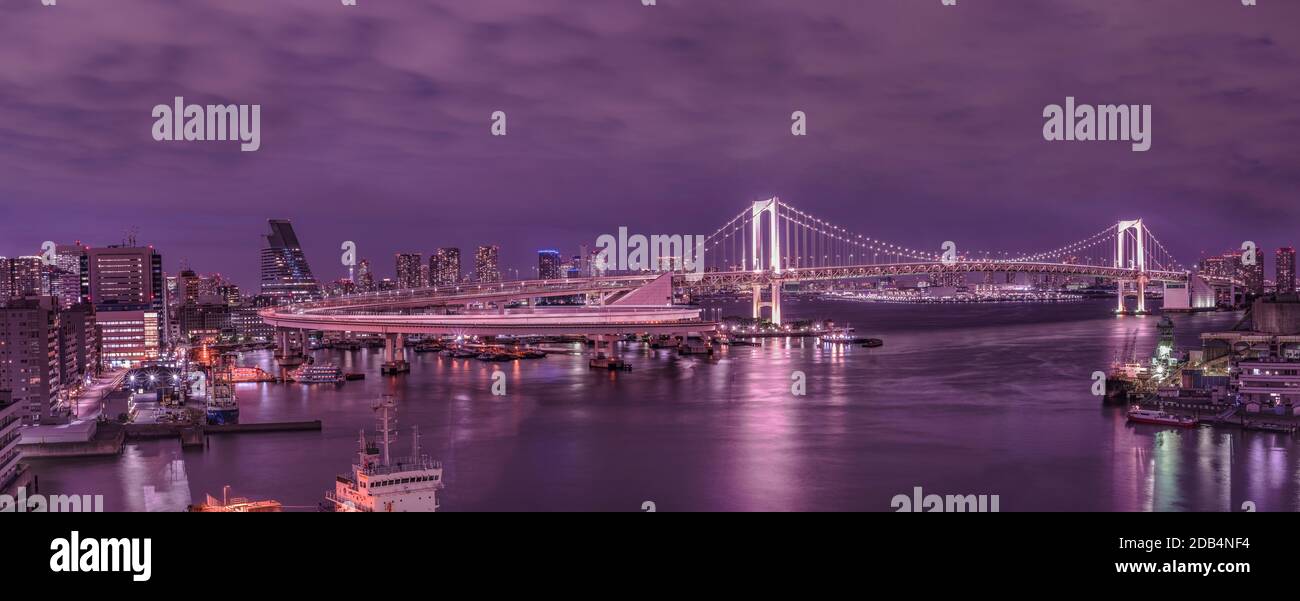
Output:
374,396,397,466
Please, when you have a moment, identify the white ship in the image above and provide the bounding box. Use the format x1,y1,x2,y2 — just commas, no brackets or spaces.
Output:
324,397,444,512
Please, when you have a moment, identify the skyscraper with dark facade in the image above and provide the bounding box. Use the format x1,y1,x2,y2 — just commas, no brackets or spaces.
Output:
538,249,561,280
260,219,321,304
475,245,500,284
1278,247,1296,295
395,253,424,289
431,248,460,287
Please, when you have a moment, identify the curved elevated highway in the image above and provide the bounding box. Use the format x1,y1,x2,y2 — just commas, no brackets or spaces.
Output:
259,274,715,337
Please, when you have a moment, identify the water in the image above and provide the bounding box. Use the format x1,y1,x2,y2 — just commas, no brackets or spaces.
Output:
28,299,1300,511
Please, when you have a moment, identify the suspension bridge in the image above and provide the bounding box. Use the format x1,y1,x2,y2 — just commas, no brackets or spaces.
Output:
260,196,1195,374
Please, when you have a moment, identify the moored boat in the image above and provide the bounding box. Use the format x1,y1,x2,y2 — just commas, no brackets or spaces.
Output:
1126,408,1197,428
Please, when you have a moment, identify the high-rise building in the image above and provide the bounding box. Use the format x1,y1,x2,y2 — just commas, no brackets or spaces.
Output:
0,389,21,491
475,245,500,284
538,249,562,280
0,297,62,424
1243,251,1265,295
395,253,424,289
1278,247,1296,295
231,302,276,343
9,256,45,298
179,269,202,304
356,258,375,292
58,303,98,400
260,219,321,304
84,245,164,366
431,248,461,287
50,243,87,309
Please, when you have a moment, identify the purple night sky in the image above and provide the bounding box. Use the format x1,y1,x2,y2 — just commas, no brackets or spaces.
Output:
1,1,1298,287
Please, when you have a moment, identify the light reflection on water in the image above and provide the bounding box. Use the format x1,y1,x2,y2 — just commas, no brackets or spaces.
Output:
26,299,1299,511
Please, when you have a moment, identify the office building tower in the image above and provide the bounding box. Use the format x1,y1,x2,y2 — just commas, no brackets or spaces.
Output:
260,219,321,304
538,249,561,280
1278,247,1296,295
395,253,424,289
475,245,500,284
84,245,164,366
1243,251,1265,295
431,248,461,287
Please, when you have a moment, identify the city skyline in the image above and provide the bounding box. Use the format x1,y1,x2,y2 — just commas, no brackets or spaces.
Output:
3,2,1299,287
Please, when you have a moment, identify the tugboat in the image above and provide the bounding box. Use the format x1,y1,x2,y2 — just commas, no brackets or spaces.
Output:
1126,407,1197,428
206,353,239,425
324,397,444,512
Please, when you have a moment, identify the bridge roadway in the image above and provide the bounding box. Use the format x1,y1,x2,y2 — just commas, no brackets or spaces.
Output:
259,261,1188,336
258,276,709,336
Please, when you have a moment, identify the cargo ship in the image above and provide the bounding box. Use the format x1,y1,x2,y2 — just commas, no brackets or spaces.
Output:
324,397,444,512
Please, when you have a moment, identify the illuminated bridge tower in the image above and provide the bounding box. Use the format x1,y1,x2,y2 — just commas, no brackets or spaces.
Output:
750,197,783,325
1114,219,1148,315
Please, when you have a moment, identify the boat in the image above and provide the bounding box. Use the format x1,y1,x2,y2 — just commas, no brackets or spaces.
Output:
476,350,516,362
518,349,547,359
677,338,714,356
413,343,444,353
294,363,346,384
206,354,239,425
324,397,444,512
451,348,479,359
590,353,632,371
189,486,283,512
1126,408,1197,428
231,366,276,383
859,338,884,348
724,337,760,346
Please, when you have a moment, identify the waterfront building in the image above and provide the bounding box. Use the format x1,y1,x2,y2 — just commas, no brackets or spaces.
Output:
1232,356,1300,410
538,249,562,280
231,302,275,343
1277,247,1295,295
430,248,460,287
260,219,321,304
476,245,500,283
395,253,424,289
0,297,62,424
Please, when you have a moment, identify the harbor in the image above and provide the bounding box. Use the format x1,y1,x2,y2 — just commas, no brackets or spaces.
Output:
1112,295,1300,436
